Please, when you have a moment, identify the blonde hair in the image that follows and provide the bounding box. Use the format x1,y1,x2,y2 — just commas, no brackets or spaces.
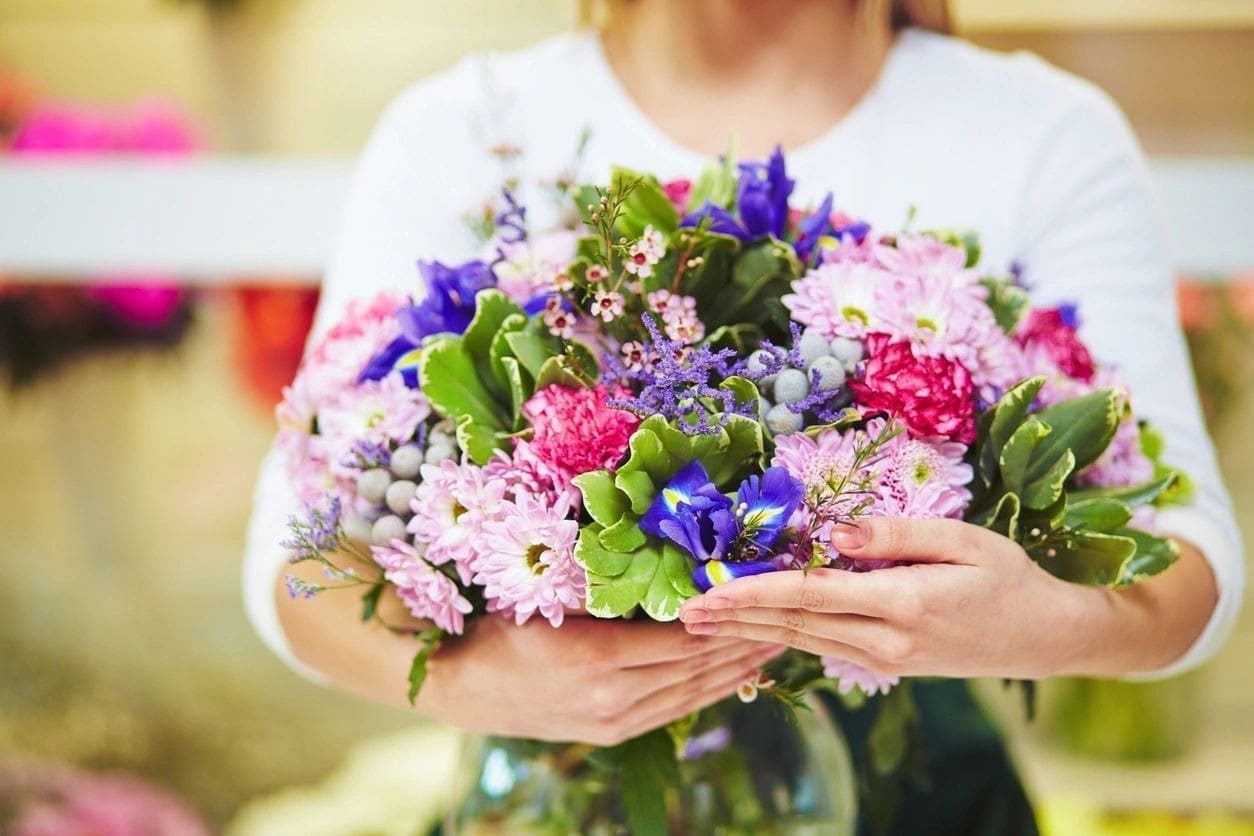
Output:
580,1,953,35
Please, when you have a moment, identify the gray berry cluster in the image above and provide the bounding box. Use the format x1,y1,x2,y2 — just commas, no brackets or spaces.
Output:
344,420,459,547
750,330,864,435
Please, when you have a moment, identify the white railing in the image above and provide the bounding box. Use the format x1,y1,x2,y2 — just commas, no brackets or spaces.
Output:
0,156,1250,281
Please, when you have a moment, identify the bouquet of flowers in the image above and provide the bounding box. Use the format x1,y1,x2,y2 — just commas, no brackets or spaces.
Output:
276,148,1186,833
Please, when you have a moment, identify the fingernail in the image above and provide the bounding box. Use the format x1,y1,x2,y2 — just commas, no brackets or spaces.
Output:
830,522,868,550
703,595,732,610
680,607,711,624
686,622,718,635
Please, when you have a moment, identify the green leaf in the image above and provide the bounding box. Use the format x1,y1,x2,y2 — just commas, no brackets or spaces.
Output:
980,276,1030,334
420,339,508,431
719,375,761,413
497,355,527,429
662,543,700,599
1037,530,1137,586
867,685,919,776
503,330,557,380
616,428,671,495
642,544,694,621
534,354,589,391
407,629,445,704
1033,388,1123,474
1114,528,1181,585
1023,447,1075,510
689,156,737,210
615,469,658,516
999,416,1050,495
699,415,766,488
488,313,529,394
615,729,679,836
600,516,648,553
972,492,1021,540
1064,498,1133,533
585,545,660,617
574,526,633,577
463,290,524,365
612,168,680,236
702,240,800,329
1070,473,1178,509
572,471,630,527
979,377,1046,487
454,413,503,466
359,583,384,622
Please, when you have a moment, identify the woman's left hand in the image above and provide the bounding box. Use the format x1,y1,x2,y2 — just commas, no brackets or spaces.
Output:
677,517,1111,681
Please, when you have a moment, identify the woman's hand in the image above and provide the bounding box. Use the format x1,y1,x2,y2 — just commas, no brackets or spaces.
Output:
676,517,1172,681
277,558,779,747
423,615,781,746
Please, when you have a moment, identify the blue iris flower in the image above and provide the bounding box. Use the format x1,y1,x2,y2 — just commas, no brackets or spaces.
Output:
359,259,495,387
793,192,835,262
679,201,751,240
641,461,806,591
736,145,795,240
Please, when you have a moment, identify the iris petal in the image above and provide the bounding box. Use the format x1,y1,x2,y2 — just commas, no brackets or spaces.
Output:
693,559,778,592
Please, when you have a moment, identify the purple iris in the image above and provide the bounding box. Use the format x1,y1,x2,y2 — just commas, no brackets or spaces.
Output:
641,461,806,591
1058,302,1081,330
678,145,795,241
736,145,795,240
793,192,834,262
359,259,495,387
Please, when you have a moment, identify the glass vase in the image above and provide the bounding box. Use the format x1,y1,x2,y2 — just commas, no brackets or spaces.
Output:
446,696,857,835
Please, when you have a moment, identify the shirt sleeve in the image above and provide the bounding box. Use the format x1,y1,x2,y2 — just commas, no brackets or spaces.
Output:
241,64,487,676
1010,83,1245,679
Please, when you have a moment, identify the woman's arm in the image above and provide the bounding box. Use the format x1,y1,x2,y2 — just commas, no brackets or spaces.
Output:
675,518,1215,680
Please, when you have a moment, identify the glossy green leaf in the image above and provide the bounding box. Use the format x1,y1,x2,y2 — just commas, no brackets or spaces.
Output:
979,377,1046,487
616,469,659,515
1064,498,1133,533
420,339,507,431
974,492,1021,540
574,525,633,578
1022,447,1075,510
662,543,700,599
454,413,503,466
572,471,630,528
1033,388,1123,474
1070,473,1179,509
584,545,660,617
600,516,648,553
999,416,1050,495
612,168,680,236
1036,530,1137,586
1114,528,1181,586
616,729,680,836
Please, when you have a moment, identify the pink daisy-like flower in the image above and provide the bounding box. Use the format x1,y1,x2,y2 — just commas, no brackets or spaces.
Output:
880,437,973,519
522,383,640,485
543,296,576,339
371,539,474,634
475,491,585,627
317,374,431,477
590,290,625,322
782,260,897,340
647,288,677,315
621,340,648,371
822,657,898,696
489,230,578,306
585,264,609,284
624,226,665,278
408,459,507,583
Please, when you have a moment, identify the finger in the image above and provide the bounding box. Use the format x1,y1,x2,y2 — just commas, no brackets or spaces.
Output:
623,651,778,738
830,518,984,565
628,642,782,701
679,568,887,620
681,617,883,668
591,619,746,668
696,607,893,654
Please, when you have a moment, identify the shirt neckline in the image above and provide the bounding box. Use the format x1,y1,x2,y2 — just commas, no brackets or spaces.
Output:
579,27,917,169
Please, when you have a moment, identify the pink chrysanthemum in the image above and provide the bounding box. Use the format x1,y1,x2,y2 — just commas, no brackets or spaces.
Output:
782,260,897,340
408,459,506,584
483,439,569,503
522,384,639,484
317,374,431,478
822,657,899,696
475,491,585,627
371,539,474,634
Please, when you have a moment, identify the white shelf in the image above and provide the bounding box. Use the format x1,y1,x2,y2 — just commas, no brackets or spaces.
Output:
0,155,1250,282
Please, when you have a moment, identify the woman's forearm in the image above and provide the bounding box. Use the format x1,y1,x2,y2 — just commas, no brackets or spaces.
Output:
1058,538,1218,678
275,554,438,712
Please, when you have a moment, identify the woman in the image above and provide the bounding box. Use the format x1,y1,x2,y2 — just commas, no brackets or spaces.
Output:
245,1,1243,832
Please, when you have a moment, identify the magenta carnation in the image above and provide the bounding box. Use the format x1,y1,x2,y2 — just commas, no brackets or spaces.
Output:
850,333,976,443
1018,306,1095,382
522,384,639,485
371,540,474,634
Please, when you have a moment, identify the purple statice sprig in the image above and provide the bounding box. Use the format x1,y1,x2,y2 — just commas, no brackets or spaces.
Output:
281,497,380,598
607,314,755,435
493,187,527,247
342,439,391,472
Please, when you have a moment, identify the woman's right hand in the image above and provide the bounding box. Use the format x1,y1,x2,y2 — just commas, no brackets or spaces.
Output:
276,560,778,747
421,614,782,746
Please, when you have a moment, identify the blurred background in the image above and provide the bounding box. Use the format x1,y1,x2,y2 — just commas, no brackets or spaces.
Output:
0,1,1250,834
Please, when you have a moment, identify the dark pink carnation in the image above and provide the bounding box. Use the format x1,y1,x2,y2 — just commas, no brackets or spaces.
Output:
522,384,639,483
849,333,975,443
1017,306,1095,382
662,179,692,213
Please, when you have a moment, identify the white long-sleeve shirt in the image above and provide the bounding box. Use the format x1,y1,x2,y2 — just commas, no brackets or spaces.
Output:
244,28,1243,681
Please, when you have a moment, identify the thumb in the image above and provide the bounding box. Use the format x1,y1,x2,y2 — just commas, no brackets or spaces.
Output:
829,517,980,565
